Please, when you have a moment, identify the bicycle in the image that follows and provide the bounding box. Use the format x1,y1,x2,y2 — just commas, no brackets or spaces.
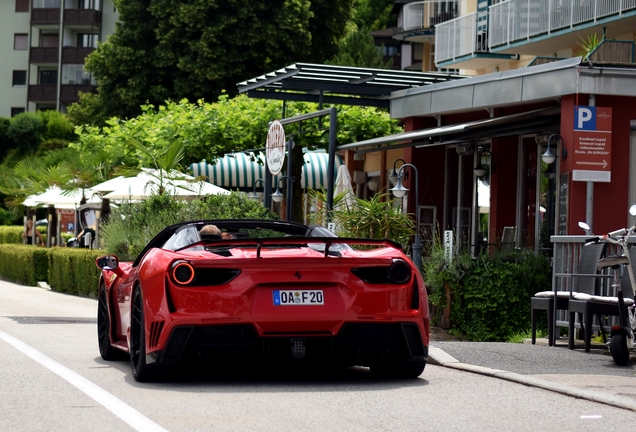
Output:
578,204,636,365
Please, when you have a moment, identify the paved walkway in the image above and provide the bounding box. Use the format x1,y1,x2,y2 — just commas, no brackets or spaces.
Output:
430,326,466,342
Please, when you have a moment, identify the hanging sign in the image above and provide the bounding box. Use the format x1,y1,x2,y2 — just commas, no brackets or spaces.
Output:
572,106,612,182
266,120,285,176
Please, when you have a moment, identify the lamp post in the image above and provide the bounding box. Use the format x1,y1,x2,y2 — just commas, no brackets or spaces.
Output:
390,163,422,273
271,176,293,221
249,178,264,201
388,158,407,185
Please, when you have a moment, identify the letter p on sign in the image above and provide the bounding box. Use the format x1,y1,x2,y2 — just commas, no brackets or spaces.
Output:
575,106,595,130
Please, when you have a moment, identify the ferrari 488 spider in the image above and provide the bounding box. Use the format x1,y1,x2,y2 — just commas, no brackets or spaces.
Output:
95,220,429,381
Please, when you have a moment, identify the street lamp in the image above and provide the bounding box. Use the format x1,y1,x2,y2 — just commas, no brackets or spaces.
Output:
388,158,407,186
541,134,567,165
389,163,422,273
249,178,264,201
272,176,293,221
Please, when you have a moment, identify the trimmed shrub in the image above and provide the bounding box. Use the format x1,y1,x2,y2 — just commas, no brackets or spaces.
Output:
0,226,25,244
0,245,48,286
47,248,102,297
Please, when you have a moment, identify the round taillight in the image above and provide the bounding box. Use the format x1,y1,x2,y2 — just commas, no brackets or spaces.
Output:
171,261,195,285
387,260,411,284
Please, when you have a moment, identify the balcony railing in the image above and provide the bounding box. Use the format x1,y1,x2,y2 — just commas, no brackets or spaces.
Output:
435,13,489,64
30,47,59,63
31,8,60,23
60,84,96,102
64,8,102,26
28,85,57,102
401,0,458,31
62,46,94,63
489,0,636,49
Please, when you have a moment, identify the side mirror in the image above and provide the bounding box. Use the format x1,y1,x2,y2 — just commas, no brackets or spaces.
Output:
96,255,119,270
578,221,591,232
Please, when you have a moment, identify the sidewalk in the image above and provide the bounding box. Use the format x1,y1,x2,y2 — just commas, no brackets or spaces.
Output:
430,326,466,342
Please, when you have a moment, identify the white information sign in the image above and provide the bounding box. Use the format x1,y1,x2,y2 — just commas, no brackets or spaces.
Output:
444,230,453,262
266,120,286,176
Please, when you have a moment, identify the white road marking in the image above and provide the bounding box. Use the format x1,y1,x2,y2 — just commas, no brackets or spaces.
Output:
0,330,168,432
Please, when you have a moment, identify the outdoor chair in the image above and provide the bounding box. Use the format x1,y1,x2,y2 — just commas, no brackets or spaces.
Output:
567,246,636,351
531,242,606,346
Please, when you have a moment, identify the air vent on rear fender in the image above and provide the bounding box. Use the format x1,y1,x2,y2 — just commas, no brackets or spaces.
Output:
149,320,165,348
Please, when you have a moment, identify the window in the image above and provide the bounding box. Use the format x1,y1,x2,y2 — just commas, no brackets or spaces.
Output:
12,70,27,86
77,33,99,48
65,0,100,10
14,34,28,50
62,64,94,85
33,0,61,8
11,108,26,117
16,0,29,12
41,33,59,47
40,69,58,85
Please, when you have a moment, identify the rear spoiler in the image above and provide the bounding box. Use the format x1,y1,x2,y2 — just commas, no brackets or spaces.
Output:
179,236,403,258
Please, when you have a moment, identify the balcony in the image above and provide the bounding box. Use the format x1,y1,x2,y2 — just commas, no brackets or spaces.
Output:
60,84,96,102
31,8,61,24
64,9,102,27
30,47,59,64
62,46,94,64
28,85,57,102
489,0,636,54
394,0,457,41
435,13,518,68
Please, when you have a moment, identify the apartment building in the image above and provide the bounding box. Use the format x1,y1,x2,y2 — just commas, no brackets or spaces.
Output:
384,1,636,74
0,0,118,118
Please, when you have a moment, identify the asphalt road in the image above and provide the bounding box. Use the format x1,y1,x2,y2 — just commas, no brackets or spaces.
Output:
3,280,636,431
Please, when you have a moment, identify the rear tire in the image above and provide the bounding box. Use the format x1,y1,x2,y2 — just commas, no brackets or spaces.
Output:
610,333,630,366
130,286,159,382
97,282,127,361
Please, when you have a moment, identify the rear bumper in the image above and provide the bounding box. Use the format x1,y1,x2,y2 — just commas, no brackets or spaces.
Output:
151,322,428,368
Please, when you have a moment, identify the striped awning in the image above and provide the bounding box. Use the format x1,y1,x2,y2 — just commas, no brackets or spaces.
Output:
190,151,342,190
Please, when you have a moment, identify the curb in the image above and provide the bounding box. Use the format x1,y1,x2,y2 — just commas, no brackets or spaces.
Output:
428,346,636,413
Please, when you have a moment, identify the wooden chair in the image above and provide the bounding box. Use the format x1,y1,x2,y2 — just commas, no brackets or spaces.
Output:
567,246,636,351
531,242,606,346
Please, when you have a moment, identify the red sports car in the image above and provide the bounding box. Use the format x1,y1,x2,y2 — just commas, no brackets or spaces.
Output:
96,220,429,381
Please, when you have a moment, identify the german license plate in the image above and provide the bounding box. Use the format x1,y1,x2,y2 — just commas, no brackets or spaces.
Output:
273,290,324,306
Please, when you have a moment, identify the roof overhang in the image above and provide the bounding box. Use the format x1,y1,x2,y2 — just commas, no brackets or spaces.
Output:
237,63,466,108
337,106,561,153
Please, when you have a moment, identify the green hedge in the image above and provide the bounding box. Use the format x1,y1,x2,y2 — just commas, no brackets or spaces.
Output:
0,226,28,244
424,249,552,341
0,245,102,297
48,248,103,297
0,245,49,286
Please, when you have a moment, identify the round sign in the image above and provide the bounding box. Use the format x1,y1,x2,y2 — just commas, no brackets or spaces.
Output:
266,120,285,176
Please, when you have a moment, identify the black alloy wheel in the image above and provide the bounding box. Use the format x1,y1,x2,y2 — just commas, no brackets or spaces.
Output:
97,282,127,361
130,285,158,382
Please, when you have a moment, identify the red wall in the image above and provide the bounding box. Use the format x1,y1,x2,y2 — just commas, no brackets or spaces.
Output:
561,94,632,234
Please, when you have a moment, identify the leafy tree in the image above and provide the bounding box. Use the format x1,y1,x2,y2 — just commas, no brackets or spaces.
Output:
79,0,353,121
0,118,11,161
327,25,392,68
6,113,44,156
351,0,396,31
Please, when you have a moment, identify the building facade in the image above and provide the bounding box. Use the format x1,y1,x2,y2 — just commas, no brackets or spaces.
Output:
0,0,118,118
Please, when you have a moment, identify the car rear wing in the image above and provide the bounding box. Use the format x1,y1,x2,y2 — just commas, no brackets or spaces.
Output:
180,236,403,258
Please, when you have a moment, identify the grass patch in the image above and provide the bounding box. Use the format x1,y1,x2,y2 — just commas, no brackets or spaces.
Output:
506,328,546,343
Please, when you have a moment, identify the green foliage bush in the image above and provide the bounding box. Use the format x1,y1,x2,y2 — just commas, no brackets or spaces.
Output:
0,245,48,286
37,110,77,142
47,248,103,297
101,192,279,261
0,226,24,243
423,247,551,341
7,113,44,155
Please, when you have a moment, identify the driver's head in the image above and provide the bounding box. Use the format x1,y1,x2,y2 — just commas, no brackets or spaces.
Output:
199,224,221,236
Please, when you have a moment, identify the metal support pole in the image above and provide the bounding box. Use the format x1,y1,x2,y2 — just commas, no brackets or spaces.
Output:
326,107,337,221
